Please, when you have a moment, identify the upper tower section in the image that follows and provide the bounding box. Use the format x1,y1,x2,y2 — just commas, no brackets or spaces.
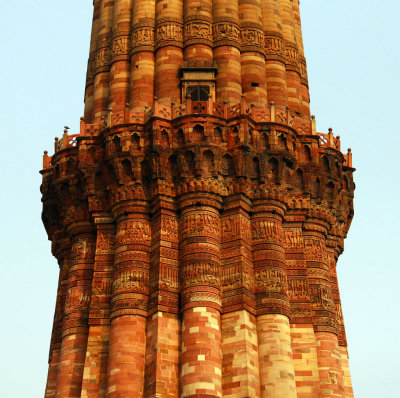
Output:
41,0,354,246
84,0,310,123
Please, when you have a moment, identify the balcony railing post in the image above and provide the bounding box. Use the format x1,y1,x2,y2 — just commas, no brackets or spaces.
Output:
207,94,213,115
311,115,316,135
270,102,276,123
186,95,192,115
328,128,334,147
80,117,85,135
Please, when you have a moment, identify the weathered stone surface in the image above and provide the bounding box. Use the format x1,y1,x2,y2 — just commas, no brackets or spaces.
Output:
41,1,355,397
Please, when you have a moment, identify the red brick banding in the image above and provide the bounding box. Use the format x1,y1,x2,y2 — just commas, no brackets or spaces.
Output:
41,2,356,396
105,201,150,397
81,219,114,397
55,225,96,398
179,194,222,397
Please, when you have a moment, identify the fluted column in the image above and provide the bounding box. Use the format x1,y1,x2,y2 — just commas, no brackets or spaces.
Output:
292,0,310,119
327,237,350,397
220,195,260,397
81,216,115,398
129,0,155,110
260,0,287,108
239,0,268,107
179,193,222,398
45,239,70,398
304,218,342,398
154,0,183,105
93,0,115,122
252,200,297,398
55,222,96,398
340,346,354,398
105,201,151,397
84,0,102,123
279,0,302,113
213,0,242,104
184,0,213,62
109,0,132,113
284,212,320,396
144,197,180,398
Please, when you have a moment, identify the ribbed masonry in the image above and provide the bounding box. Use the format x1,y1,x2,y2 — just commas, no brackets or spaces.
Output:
41,1,355,397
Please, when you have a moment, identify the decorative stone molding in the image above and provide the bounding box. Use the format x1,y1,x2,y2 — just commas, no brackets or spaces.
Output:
213,20,241,48
241,24,265,54
184,19,213,47
264,33,286,61
131,23,155,53
111,30,130,61
285,42,300,72
155,19,183,49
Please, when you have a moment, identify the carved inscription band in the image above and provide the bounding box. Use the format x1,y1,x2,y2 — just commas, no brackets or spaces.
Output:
89,28,301,84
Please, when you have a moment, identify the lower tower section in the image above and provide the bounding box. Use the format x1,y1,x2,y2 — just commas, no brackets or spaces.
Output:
42,97,354,397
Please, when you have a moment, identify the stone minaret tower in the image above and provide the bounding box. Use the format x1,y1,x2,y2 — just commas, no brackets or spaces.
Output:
41,1,355,397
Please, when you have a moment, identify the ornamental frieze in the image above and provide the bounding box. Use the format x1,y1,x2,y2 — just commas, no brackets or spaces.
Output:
131,26,155,52
96,231,114,254
71,239,96,262
241,27,264,51
149,290,179,310
65,287,91,313
113,269,149,294
155,21,183,49
114,250,149,263
181,261,220,288
304,237,328,262
252,219,284,243
180,212,220,239
95,34,111,70
161,217,179,240
264,35,285,59
86,53,96,84
183,291,221,306
92,279,113,297
221,265,253,290
157,246,179,261
284,228,304,251
252,249,285,263
159,264,179,290
310,285,334,311
221,215,251,243
288,278,309,300
180,242,220,258
213,22,241,47
62,317,88,334
116,219,151,244
111,296,148,314
285,43,299,70
111,35,130,60
184,20,213,44
255,268,288,292
299,55,308,82
95,47,111,70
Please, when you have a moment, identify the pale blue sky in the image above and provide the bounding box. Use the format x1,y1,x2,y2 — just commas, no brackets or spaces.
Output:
0,1,398,397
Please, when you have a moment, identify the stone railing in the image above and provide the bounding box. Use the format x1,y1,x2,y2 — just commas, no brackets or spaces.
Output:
317,128,353,168
318,128,341,151
54,130,80,152
100,96,311,132
43,99,353,169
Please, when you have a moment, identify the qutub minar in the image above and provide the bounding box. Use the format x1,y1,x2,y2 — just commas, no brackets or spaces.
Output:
40,1,355,397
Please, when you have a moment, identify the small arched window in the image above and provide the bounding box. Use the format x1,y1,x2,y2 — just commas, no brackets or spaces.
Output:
187,85,210,101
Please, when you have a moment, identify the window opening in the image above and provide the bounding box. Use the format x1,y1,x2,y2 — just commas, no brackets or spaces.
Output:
187,86,210,101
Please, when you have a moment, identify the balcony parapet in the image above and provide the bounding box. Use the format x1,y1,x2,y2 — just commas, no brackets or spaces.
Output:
317,128,353,168
42,98,352,169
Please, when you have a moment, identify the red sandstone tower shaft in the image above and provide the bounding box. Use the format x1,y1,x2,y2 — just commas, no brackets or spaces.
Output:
41,1,355,397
